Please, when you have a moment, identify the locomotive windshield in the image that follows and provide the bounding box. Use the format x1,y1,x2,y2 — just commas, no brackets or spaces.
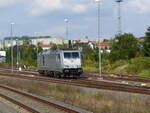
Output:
64,52,79,59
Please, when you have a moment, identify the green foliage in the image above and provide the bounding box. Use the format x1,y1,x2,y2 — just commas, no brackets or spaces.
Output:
103,59,127,73
5,44,42,67
143,27,150,56
51,44,67,49
143,38,150,56
81,45,98,68
145,27,150,37
110,33,139,62
127,57,150,75
139,70,150,77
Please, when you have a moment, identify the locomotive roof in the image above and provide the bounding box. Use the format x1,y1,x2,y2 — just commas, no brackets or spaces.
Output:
39,48,80,55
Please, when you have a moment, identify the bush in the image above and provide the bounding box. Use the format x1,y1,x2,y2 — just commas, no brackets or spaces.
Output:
139,70,150,77
103,60,127,73
110,33,139,62
127,57,150,75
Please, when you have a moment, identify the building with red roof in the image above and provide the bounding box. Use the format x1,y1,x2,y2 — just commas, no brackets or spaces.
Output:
99,42,111,50
136,38,145,42
39,44,53,50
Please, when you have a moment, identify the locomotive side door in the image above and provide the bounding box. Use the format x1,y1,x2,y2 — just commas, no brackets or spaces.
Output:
56,54,61,68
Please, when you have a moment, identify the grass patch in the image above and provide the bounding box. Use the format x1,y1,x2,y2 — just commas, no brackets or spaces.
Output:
83,66,98,73
127,57,150,75
27,89,33,93
138,69,150,77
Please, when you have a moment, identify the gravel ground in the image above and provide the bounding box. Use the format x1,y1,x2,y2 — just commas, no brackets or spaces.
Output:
0,88,66,113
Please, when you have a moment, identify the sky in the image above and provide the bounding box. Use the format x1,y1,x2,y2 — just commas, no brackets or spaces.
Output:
0,0,150,40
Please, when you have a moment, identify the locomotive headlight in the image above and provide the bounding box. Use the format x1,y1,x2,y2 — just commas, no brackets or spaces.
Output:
65,70,69,73
64,69,69,73
64,65,69,68
77,65,81,68
78,69,82,72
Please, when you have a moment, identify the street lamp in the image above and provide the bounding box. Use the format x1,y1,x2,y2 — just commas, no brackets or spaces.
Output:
95,0,102,78
11,22,15,73
64,18,69,48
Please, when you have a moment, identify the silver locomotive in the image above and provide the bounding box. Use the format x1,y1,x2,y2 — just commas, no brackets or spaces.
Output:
37,49,83,78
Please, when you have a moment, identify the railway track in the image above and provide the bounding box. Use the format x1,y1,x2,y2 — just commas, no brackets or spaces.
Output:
84,72,150,84
2,67,150,85
0,85,83,113
0,93,39,113
1,67,150,84
0,67,149,88
0,69,150,95
104,74,150,83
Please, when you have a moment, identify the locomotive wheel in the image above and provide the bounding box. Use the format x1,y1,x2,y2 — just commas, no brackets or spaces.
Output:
49,71,54,77
38,70,44,75
44,70,48,76
56,73,61,78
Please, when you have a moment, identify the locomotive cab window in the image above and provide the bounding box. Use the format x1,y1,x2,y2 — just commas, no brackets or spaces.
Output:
72,52,79,58
64,52,71,59
64,52,79,59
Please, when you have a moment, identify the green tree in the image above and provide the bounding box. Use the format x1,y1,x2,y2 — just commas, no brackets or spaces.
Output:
110,33,139,62
5,44,42,67
51,44,67,49
143,27,150,57
81,45,98,67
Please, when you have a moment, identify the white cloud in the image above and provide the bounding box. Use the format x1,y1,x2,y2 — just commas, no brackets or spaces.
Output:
0,0,17,7
0,0,94,16
28,0,93,16
30,0,62,16
71,24,89,31
41,26,65,36
84,17,97,22
40,24,88,36
72,4,89,13
127,0,150,14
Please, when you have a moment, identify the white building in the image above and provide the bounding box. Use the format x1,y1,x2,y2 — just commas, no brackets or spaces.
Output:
3,37,64,47
96,38,104,43
31,37,64,45
4,39,23,48
0,51,6,62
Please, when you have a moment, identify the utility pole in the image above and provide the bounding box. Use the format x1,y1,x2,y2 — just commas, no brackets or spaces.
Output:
116,0,123,35
34,32,38,66
64,19,69,48
11,23,15,73
16,39,19,69
95,0,102,78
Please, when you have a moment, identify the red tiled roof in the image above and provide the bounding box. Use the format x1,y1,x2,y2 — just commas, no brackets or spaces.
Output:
72,40,80,43
136,38,145,42
89,40,96,43
39,44,53,48
99,42,110,46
